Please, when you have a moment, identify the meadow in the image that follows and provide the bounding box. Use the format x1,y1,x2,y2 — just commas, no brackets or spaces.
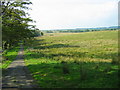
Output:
24,30,119,88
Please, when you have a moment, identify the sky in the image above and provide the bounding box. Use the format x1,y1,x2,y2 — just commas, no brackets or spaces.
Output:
28,0,119,30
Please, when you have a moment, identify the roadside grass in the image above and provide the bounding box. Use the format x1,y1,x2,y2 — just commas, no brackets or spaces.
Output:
24,30,119,88
2,46,19,69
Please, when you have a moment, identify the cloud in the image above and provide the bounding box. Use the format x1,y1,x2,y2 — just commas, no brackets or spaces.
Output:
29,0,118,29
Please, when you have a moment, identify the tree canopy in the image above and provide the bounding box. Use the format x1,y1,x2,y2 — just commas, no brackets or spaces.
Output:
1,0,40,49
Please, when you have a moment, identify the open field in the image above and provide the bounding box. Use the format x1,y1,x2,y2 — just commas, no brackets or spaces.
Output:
24,30,119,88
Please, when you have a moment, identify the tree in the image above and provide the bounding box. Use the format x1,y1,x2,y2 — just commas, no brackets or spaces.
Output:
1,0,37,49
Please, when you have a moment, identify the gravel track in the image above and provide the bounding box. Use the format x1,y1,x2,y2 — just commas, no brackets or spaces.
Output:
2,44,39,88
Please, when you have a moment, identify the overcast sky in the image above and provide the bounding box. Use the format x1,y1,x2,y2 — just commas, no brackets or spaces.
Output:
28,0,119,30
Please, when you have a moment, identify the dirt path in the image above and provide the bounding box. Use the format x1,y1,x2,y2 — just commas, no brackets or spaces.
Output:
2,44,39,88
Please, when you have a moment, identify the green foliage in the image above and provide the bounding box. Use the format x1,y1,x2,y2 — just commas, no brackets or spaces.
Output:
24,30,119,88
1,1,39,50
31,30,44,37
41,32,44,36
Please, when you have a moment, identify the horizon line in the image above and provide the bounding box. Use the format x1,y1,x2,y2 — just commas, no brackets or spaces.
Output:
40,25,118,30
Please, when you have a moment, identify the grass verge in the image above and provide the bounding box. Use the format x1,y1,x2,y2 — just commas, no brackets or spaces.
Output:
2,46,19,69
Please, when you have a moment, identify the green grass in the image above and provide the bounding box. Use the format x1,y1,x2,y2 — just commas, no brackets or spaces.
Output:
24,30,119,88
2,47,19,69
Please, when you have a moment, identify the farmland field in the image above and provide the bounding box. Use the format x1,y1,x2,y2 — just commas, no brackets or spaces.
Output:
24,30,119,88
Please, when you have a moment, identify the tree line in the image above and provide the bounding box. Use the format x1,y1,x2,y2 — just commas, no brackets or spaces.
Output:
43,28,117,33
1,0,43,50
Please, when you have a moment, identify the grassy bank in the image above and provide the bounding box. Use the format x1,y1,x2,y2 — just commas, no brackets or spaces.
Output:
2,47,19,69
24,30,119,88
